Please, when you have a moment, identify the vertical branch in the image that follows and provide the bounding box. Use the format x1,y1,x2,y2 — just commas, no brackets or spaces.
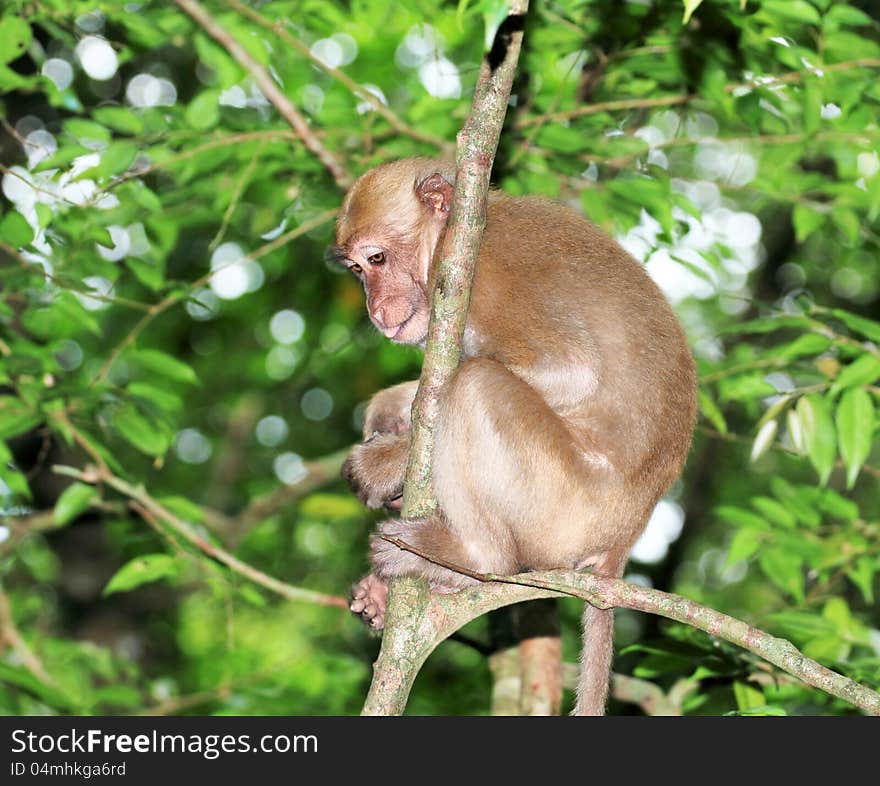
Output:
361,1,530,716
402,6,529,517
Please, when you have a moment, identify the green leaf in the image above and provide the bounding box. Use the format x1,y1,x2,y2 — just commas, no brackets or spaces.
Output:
751,496,796,529
759,549,805,602
718,373,777,402
829,309,880,343
0,210,34,247
113,404,170,456
765,0,821,24
32,143,92,173
715,505,770,530
733,681,765,712
769,478,821,527
750,419,777,463
127,382,183,414
829,354,880,396
185,89,221,130
0,397,41,439
803,636,848,661
481,0,511,50
726,528,762,565
535,125,586,154
831,208,860,246
845,556,875,604
697,389,727,434
792,203,825,243
92,106,144,136
63,118,111,145
796,394,837,485
825,4,874,27
299,493,363,520
775,333,831,360
768,611,836,640
130,349,199,386
95,141,138,179
0,662,77,712
835,387,874,488
156,495,205,524
682,0,705,24
103,554,180,595
816,488,859,522
54,482,97,525
239,585,267,607
0,16,31,64
719,315,812,335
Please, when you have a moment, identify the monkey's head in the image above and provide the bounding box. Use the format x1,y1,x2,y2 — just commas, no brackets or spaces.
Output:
332,158,454,345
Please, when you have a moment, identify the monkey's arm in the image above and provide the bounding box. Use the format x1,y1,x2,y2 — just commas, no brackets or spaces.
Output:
362,380,418,438
343,380,418,510
342,433,408,510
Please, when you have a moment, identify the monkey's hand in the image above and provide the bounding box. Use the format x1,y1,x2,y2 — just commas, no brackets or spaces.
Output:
362,380,418,438
342,433,408,510
350,573,388,630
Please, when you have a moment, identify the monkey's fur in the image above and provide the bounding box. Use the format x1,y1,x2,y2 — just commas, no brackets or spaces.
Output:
334,158,697,716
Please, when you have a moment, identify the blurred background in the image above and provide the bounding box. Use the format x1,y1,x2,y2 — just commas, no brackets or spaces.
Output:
0,0,878,715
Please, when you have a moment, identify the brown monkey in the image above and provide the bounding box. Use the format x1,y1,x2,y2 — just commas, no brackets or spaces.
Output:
332,158,696,715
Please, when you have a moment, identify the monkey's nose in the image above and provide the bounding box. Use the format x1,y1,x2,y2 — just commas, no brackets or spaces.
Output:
370,303,395,329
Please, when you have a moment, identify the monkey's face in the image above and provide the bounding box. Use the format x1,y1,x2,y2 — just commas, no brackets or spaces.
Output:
333,159,455,345
338,240,431,345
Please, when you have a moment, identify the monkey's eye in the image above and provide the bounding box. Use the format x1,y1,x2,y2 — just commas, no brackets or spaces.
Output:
367,252,385,265
349,263,363,274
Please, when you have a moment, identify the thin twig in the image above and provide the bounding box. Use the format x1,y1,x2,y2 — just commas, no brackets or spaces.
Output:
210,139,267,251
224,0,453,154
174,0,351,188
98,130,300,194
0,586,58,688
517,57,880,127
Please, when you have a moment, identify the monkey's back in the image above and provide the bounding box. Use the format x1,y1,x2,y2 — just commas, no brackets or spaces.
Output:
467,195,697,497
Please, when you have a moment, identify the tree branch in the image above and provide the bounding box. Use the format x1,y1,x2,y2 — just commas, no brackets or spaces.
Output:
382,536,880,716
52,465,349,610
362,1,530,715
174,0,351,189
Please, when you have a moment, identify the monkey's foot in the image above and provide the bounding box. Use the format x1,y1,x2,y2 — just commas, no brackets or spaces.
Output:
350,573,388,630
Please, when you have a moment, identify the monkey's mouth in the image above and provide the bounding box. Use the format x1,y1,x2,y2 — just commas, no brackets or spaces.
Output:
380,313,415,341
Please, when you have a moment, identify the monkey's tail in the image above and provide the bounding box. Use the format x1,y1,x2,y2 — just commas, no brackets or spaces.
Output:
572,601,615,715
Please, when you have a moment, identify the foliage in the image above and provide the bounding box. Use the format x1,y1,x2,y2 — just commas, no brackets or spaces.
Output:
0,0,878,716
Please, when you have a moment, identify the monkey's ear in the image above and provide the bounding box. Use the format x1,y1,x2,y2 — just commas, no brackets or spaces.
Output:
417,173,454,216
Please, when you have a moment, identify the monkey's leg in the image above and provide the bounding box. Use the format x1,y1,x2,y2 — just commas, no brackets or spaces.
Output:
342,433,408,510
354,515,495,631
370,516,490,592
435,358,632,716
434,357,617,571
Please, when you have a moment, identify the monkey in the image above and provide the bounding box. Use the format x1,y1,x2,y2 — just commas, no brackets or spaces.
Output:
331,158,697,715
